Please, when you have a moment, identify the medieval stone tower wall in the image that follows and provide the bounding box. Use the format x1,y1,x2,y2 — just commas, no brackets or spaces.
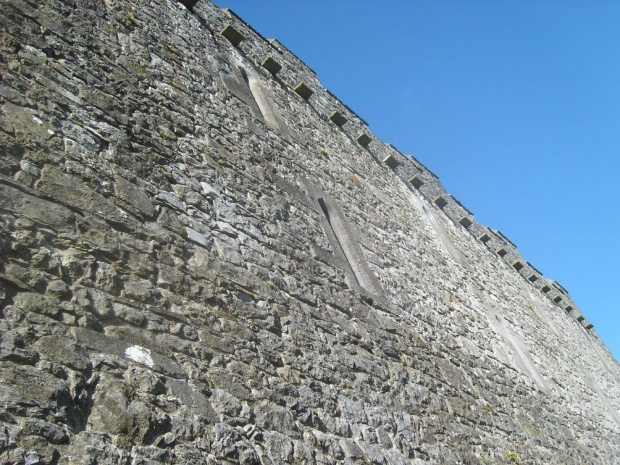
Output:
1,0,619,463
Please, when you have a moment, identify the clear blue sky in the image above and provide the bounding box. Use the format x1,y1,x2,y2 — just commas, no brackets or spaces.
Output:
214,1,620,362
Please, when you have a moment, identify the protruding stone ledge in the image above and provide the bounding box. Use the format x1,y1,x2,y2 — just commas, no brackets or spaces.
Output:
177,0,198,9
329,111,348,127
356,133,371,147
434,196,448,209
459,217,473,229
491,229,516,247
409,175,424,189
553,281,568,295
383,154,400,169
261,56,282,75
294,82,314,100
221,24,245,46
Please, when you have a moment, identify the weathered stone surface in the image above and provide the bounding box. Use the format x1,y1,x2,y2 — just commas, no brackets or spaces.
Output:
1,0,619,463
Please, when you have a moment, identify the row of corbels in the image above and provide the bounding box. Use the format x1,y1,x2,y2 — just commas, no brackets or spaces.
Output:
386,151,593,330
215,14,381,151
178,0,595,334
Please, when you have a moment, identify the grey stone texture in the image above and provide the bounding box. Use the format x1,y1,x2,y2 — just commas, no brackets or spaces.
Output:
0,0,619,463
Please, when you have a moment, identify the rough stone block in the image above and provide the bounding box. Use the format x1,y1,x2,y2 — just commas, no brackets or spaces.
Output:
294,82,313,100
409,175,424,189
220,24,245,46
37,166,127,226
186,227,212,249
329,111,348,127
114,176,155,219
262,56,282,75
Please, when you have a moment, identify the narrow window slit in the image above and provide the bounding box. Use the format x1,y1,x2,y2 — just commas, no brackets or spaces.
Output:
318,197,378,294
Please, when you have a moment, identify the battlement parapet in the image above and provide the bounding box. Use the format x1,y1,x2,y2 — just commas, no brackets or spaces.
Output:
185,0,592,331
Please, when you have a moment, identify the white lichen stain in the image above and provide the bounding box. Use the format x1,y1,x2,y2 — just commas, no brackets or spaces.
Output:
125,345,154,368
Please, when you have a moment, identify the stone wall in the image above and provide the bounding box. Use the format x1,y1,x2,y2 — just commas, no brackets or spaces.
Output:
1,0,619,463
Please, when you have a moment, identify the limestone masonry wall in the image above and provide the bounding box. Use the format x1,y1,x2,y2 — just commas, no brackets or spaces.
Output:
1,0,619,463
